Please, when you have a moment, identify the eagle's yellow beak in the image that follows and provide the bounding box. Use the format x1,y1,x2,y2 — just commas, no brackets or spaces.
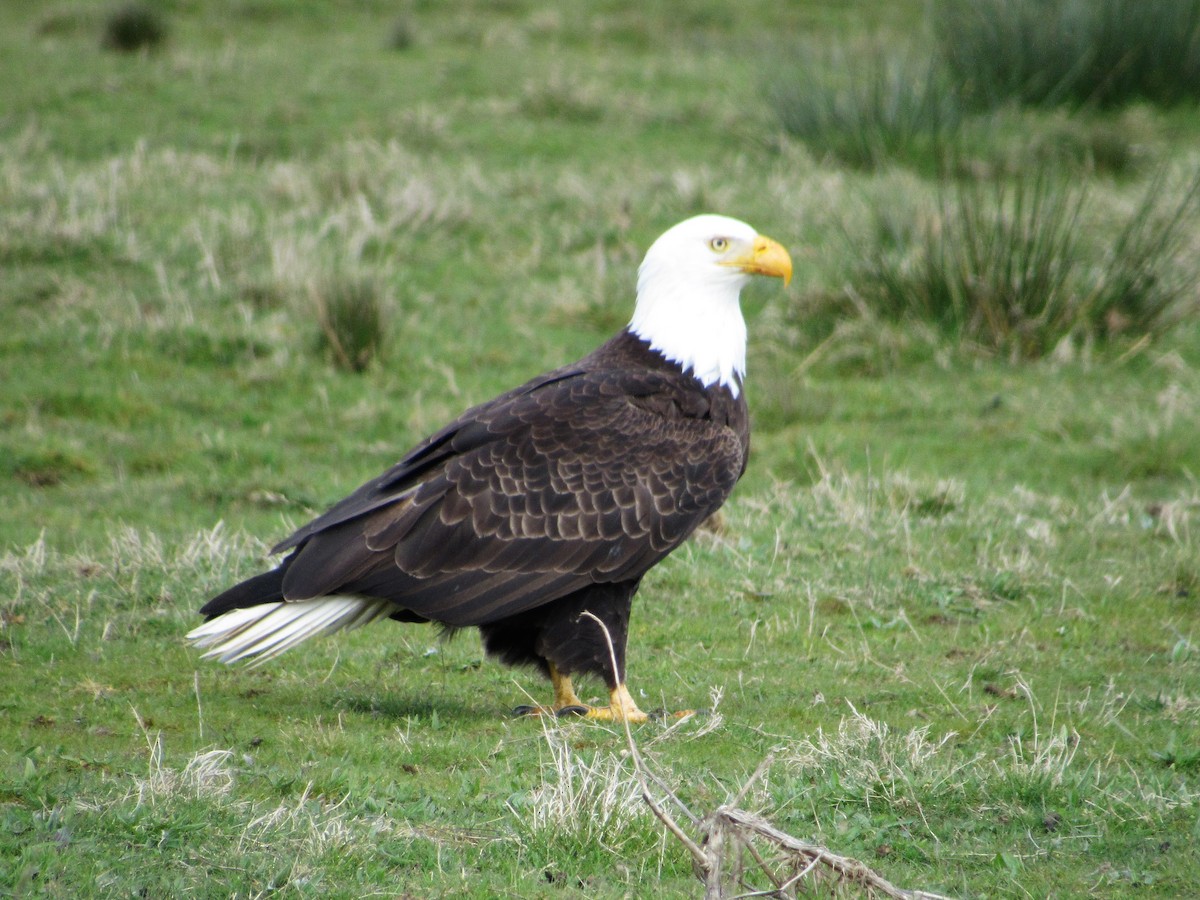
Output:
725,234,793,285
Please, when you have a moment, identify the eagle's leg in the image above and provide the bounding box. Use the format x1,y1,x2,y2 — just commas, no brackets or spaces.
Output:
549,589,652,722
487,582,659,722
550,662,585,709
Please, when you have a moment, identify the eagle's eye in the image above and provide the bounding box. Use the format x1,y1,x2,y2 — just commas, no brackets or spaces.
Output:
709,237,729,252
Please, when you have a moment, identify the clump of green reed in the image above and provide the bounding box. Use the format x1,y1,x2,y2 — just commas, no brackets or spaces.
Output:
102,3,167,53
386,16,417,51
851,166,1200,357
935,0,1200,109
311,274,391,372
769,42,962,171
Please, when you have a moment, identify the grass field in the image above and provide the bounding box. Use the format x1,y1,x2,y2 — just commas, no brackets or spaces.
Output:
3,1,1199,896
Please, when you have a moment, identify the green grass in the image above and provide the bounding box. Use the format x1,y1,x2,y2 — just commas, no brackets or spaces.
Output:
3,0,1200,897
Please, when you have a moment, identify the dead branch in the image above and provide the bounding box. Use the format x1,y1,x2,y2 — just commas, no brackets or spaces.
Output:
712,806,954,900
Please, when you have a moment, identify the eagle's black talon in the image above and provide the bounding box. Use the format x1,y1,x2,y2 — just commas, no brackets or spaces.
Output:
511,705,541,717
556,705,590,718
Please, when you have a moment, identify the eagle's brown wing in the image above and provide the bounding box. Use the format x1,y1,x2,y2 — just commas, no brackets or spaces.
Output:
263,365,746,628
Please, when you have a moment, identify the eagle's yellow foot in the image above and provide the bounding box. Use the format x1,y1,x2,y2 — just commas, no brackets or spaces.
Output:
548,705,705,722
556,683,649,723
513,670,663,723
515,682,651,723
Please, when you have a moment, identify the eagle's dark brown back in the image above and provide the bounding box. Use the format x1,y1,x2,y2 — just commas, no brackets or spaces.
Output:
201,330,749,628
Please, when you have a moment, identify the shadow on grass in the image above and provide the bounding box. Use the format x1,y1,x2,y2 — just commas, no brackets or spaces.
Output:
332,691,497,723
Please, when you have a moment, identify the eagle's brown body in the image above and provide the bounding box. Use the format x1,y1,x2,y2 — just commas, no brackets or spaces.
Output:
200,331,749,695
191,214,791,721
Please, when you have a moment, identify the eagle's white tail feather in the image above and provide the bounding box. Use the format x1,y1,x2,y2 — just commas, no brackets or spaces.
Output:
185,598,393,666
213,602,341,664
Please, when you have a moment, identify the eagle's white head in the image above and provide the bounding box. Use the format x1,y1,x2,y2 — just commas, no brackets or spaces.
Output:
629,214,792,397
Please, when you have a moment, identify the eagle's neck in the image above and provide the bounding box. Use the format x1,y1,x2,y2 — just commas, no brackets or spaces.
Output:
627,265,748,397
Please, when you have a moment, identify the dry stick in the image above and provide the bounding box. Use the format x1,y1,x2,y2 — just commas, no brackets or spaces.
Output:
640,743,703,827
728,752,775,809
193,670,204,742
579,612,710,868
579,611,956,900
721,753,783,897
715,807,953,900
740,834,790,895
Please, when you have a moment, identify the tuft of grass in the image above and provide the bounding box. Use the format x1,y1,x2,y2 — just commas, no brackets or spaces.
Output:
971,109,1149,177
508,725,670,869
311,274,390,373
1028,115,1140,176
520,72,607,124
101,3,167,54
386,16,417,51
781,705,980,812
36,6,100,38
936,0,1200,110
770,42,962,171
129,742,237,807
5,447,97,488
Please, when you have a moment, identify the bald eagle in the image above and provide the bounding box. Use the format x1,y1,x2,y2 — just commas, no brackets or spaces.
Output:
188,214,792,722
